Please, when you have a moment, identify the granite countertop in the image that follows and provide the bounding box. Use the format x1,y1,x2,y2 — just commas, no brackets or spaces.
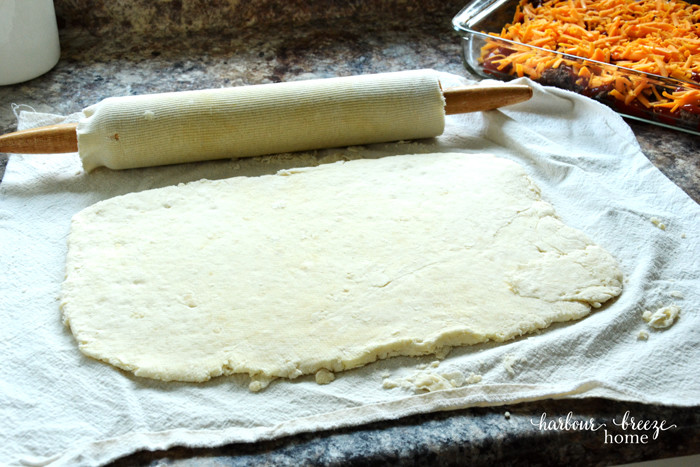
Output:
0,1,698,465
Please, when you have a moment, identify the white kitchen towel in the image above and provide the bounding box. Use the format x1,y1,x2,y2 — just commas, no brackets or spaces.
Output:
1,73,698,466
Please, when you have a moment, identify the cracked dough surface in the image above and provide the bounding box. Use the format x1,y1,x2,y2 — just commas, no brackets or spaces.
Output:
61,153,623,390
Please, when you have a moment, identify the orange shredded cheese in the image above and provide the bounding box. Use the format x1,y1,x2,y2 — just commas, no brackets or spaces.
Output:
480,0,700,119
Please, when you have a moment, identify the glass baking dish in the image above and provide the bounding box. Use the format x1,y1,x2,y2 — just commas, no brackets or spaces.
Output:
452,0,700,135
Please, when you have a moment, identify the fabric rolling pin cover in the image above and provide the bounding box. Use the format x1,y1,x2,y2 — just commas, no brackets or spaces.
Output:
75,70,446,171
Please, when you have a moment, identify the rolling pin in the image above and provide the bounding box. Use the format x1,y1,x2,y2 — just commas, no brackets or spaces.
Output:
0,70,532,171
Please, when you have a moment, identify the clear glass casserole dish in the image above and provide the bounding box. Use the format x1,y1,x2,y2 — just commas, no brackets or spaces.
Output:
452,0,700,135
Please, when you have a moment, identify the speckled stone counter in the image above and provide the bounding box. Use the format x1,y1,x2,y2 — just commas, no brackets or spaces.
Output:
1,1,698,465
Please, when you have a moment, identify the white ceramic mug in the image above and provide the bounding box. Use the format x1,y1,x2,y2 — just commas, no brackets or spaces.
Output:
0,0,60,85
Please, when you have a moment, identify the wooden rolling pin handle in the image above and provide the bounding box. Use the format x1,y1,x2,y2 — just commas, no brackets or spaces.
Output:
0,85,533,155
443,84,533,115
0,122,79,154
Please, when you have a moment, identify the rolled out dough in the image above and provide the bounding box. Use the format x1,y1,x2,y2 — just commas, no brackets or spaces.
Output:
61,153,623,390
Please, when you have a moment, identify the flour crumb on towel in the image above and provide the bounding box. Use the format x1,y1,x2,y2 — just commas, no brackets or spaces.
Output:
643,305,681,329
650,217,667,230
382,361,482,393
637,330,650,341
503,354,525,376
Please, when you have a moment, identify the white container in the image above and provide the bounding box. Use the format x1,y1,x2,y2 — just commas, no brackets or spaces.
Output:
0,0,60,85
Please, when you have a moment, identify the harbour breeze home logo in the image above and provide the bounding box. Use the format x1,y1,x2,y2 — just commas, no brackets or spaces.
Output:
531,411,677,444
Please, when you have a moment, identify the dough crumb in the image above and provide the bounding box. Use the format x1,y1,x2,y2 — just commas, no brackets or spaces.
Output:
315,369,335,385
503,354,524,376
382,368,481,393
248,377,272,392
650,217,667,230
643,305,680,329
505,411,511,419
143,110,155,120
381,378,398,389
416,360,443,370
435,347,452,359
637,330,649,341
465,372,483,384
669,290,684,299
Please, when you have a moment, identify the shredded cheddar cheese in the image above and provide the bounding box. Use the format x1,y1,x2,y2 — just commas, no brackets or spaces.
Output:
481,0,700,120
